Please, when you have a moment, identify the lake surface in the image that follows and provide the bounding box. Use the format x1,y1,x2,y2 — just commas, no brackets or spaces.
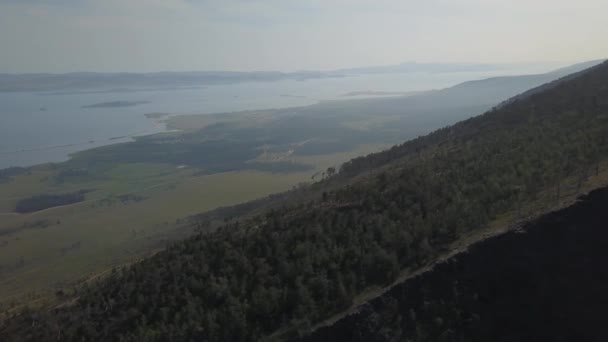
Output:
0,67,552,169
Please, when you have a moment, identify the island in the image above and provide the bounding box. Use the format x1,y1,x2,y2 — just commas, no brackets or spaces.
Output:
144,112,170,119
82,101,150,108
342,90,424,97
279,94,307,98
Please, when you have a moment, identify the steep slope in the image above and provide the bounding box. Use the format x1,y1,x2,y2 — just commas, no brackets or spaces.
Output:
2,60,608,342
297,187,608,342
405,59,604,110
497,59,606,107
441,59,603,99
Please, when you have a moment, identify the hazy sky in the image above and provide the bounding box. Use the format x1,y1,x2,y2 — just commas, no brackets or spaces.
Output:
1,0,607,73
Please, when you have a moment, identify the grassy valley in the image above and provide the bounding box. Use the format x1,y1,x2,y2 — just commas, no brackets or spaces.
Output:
0,113,388,309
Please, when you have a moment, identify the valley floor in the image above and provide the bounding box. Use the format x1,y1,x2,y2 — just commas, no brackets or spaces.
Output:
0,106,391,311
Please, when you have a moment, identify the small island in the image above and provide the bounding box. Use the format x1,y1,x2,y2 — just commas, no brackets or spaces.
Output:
82,100,150,108
342,90,421,97
144,112,170,119
279,94,307,98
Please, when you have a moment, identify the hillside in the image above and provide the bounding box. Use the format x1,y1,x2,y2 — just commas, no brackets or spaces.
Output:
406,59,604,110
297,186,608,342
496,59,606,107
2,60,608,341
3,64,592,308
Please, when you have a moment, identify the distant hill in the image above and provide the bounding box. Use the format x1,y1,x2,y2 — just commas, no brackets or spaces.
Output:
0,60,600,93
2,58,607,342
298,59,606,142
0,71,343,93
496,59,606,107
436,59,606,109
328,61,602,76
334,62,517,74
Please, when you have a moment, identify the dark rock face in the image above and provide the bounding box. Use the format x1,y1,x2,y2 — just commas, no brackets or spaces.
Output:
298,188,608,342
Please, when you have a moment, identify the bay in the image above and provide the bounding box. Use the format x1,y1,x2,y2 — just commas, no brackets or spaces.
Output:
0,67,548,169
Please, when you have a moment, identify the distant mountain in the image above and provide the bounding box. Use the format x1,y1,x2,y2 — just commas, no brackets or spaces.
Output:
0,60,599,93
2,59,607,341
335,61,525,74
496,59,606,107
435,59,606,109
548,59,606,75
296,59,606,142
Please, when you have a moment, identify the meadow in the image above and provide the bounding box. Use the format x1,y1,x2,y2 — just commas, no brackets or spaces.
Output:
0,108,389,310
0,71,554,310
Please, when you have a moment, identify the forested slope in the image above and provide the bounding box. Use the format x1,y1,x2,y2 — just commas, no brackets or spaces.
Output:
297,187,608,342
2,61,608,342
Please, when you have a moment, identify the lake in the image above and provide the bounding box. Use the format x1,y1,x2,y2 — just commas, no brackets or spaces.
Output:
0,67,551,169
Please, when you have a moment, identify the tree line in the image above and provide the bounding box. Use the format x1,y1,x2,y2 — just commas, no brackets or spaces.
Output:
15,190,87,213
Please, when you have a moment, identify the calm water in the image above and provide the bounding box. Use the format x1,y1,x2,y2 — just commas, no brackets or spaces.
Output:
0,68,551,169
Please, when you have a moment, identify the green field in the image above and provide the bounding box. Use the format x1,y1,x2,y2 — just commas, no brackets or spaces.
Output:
0,109,389,310
0,90,484,310
0,164,312,306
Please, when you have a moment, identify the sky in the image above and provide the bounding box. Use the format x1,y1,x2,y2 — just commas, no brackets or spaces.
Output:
0,0,607,73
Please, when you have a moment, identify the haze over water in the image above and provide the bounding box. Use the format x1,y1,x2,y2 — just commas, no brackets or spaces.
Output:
0,67,549,169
